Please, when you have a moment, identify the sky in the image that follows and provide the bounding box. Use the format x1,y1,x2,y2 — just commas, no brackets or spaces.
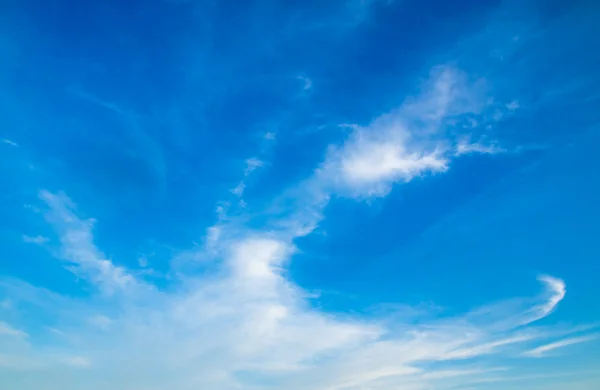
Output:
1,0,600,389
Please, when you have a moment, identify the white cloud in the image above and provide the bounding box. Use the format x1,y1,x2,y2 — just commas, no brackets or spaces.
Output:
524,334,598,358
22,235,50,245
244,157,264,176
137,256,148,268
1,63,591,389
227,157,264,201
0,321,28,338
38,191,140,295
332,136,448,197
0,201,585,389
7,185,580,389
319,67,489,198
215,203,228,220
63,356,92,368
506,100,520,111
297,75,313,91
230,181,245,197
531,275,566,323
88,315,113,331
455,138,505,156
2,138,18,147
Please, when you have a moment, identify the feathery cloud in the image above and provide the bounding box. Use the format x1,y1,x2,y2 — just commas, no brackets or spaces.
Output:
2,139,18,147
0,322,28,338
455,138,505,156
318,67,496,198
38,191,139,295
0,59,591,389
524,334,598,358
0,194,584,389
22,235,50,245
244,157,264,176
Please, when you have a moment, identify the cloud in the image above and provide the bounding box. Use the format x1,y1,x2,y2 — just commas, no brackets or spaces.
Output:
0,322,28,338
317,67,494,198
1,74,591,384
2,138,18,147
22,235,50,245
230,181,246,197
0,193,588,389
0,0,596,383
228,158,265,203
331,138,448,196
38,190,140,295
225,157,264,209
88,315,113,331
62,356,91,368
524,334,598,358
244,157,264,176
297,75,313,91
534,275,566,320
137,256,149,268
506,100,520,111
455,138,505,156
1,55,592,388
249,66,509,241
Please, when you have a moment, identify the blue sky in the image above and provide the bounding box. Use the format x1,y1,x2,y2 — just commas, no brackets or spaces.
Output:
1,0,600,388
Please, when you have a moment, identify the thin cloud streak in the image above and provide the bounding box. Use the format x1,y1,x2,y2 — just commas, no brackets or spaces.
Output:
38,191,140,296
22,235,50,245
2,139,18,147
524,334,598,358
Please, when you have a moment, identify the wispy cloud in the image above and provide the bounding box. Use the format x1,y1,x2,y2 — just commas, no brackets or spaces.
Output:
22,235,50,245
38,191,140,295
317,67,499,198
524,334,598,358
62,356,91,368
0,189,588,389
506,100,520,111
1,15,594,383
455,138,506,156
88,315,113,331
534,275,567,321
0,52,588,388
230,181,246,197
296,75,313,91
229,158,265,206
244,157,264,176
2,138,18,147
0,321,28,338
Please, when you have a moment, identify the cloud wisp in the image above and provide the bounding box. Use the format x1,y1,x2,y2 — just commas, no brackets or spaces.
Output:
523,335,599,358
2,139,18,147
22,235,50,245
37,190,140,296
256,66,515,241
316,67,510,199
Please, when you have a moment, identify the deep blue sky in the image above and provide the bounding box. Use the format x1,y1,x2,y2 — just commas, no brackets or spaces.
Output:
1,0,600,389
